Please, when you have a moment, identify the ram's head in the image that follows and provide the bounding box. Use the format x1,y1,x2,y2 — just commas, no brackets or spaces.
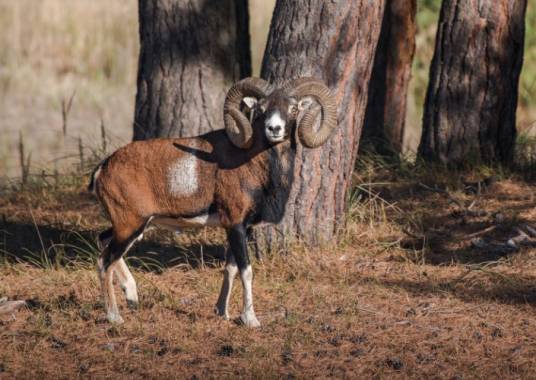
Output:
223,77,338,149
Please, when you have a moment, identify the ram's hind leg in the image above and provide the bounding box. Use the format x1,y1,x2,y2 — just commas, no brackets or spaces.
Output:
97,243,123,324
98,228,138,305
214,249,238,320
97,218,148,324
115,258,139,309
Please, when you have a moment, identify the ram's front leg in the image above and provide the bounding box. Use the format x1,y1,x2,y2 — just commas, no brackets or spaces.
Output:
227,224,260,328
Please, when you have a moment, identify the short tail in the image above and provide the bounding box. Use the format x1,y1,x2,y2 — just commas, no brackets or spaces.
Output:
88,158,108,194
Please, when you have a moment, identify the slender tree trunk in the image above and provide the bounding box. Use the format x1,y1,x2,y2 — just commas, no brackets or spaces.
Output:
133,0,251,140
256,0,386,246
362,0,417,154
419,0,527,166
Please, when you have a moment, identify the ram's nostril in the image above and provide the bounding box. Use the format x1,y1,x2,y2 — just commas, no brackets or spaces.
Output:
273,126,282,134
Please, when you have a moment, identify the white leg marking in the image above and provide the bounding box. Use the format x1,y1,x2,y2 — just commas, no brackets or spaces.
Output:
97,257,123,324
97,225,149,324
239,265,260,328
114,258,138,309
215,254,238,320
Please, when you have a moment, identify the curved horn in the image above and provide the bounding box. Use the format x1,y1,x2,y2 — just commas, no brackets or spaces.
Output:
285,78,338,148
224,77,270,149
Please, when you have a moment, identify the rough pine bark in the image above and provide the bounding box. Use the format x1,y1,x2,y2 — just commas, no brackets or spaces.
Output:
419,0,527,166
362,0,416,154
257,0,386,245
133,0,251,140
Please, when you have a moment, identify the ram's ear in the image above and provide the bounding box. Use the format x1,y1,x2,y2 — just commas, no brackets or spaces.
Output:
298,96,314,111
242,97,258,109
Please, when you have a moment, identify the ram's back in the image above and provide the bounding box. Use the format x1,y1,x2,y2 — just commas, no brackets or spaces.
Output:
92,137,219,221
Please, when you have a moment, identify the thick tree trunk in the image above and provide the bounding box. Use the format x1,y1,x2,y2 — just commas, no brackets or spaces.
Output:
362,0,416,154
419,0,527,166
256,0,386,246
133,0,251,140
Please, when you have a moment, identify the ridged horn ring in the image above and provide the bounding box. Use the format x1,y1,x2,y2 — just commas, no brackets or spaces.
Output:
223,77,270,149
285,78,338,148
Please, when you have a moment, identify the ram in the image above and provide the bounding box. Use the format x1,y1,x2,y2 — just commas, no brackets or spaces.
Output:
89,77,337,326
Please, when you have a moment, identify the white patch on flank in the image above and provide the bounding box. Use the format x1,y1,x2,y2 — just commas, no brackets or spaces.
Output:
168,154,198,196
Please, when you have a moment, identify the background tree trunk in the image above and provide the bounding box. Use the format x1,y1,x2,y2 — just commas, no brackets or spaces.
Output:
256,0,386,246
133,0,251,140
419,0,527,166
362,0,417,154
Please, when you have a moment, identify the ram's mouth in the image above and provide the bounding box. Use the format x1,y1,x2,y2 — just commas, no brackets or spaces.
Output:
266,133,285,143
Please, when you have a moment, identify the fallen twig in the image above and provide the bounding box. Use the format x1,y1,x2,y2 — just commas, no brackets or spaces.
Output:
522,223,536,238
470,224,536,255
0,297,27,315
471,237,517,255
465,225,497,239
507,227,536,249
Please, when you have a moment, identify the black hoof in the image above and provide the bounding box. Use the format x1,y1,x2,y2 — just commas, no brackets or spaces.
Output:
127,300,139,310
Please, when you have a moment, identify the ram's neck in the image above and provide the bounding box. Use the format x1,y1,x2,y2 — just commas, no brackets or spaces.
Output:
256,140,296,225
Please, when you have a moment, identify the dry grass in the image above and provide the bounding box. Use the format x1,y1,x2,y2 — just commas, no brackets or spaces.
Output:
0,0,140,179
0,157,535,378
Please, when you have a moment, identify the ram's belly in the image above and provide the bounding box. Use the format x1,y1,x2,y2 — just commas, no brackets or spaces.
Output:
152,214,220,232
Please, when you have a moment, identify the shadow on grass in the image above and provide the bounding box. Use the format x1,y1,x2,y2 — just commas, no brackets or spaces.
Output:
356,176,536,266
0,220,226,272
402,200,536,266
367,274,536,306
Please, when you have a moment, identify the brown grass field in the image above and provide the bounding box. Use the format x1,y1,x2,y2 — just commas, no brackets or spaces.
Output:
1,0,536,378
0,158,535,379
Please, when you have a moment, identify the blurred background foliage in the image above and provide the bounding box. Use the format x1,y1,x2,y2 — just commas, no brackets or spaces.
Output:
0,0,534,178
